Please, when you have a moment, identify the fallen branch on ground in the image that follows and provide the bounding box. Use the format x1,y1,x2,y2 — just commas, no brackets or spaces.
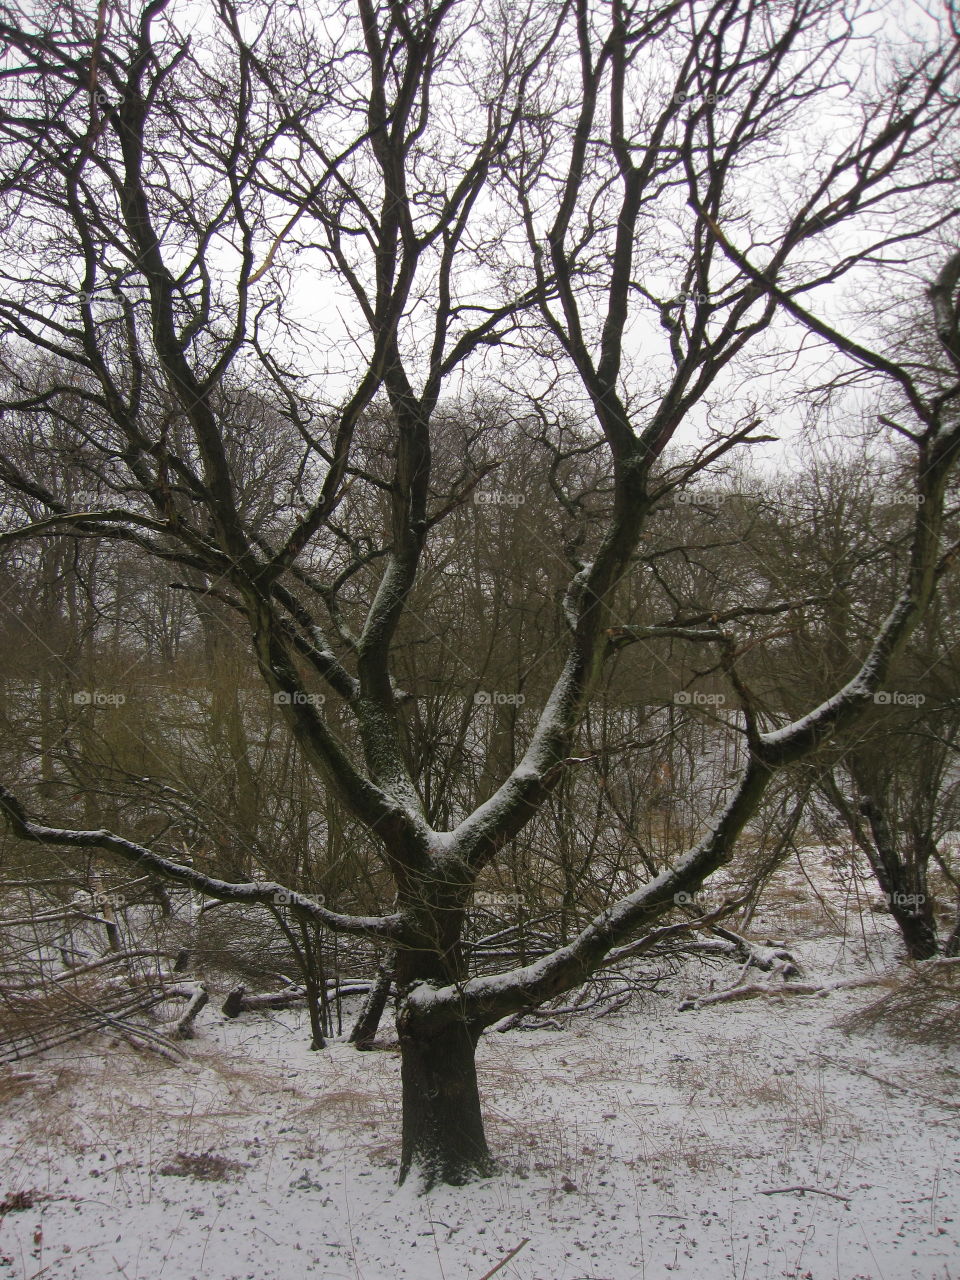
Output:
221,980,372,1018
476,1238,530,1280
159,985,208,1039
709,925,801,976
759,1185,850,1203
679,973,889,1011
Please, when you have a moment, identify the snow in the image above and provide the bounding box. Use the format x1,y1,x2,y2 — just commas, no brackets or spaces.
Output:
757,590,916,751
446,655,581,853
1,795,401,941
758,679,870,749
2,898,958,1279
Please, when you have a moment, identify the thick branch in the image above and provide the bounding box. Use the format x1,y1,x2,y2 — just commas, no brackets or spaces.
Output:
0,783,404,943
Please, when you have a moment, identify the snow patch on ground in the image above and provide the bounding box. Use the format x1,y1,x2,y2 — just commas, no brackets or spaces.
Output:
1,884,958,1278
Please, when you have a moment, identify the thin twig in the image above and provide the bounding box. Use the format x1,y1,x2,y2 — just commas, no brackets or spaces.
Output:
812,1052,960,1112
759,1185,850,1203
476,1237,530,1280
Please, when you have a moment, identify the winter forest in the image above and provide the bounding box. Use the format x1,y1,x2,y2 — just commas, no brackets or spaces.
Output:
0,0,959,1276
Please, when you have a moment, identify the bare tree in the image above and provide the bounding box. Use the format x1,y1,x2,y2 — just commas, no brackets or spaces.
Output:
663,444,960,957
0,0,959,1190
763,445,960,957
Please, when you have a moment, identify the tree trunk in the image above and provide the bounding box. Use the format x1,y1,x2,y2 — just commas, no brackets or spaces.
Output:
858,796,940,959
944,911,960,958
349,961,392,1049
396,1014,495,1189
889,901,939,960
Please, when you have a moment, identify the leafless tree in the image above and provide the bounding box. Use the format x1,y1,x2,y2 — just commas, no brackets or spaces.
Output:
0,0,959,1189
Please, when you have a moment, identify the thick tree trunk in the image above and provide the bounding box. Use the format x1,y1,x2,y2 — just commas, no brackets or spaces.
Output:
396,1014,495,1189
889,902,939,960
858,796,940,959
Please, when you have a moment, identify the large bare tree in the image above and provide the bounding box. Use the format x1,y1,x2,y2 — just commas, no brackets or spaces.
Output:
0,0,959,1188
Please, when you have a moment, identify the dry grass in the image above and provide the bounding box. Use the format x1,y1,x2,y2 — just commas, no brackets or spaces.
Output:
0,1067,35,1107
0,1189,42,1214
300,1087,379,1119
157,1150,248,1181
839,958,960,1047
0,977,105,1045
0,965,175,1065
191,1046,292,1103
658,1043,862,1152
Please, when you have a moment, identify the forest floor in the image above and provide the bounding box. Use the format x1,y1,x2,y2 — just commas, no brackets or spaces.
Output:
1,864,958,1280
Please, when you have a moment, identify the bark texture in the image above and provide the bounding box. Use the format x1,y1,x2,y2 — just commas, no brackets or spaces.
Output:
397,1013,495,1188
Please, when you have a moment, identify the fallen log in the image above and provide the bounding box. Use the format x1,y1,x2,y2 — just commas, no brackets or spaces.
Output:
710,925,801,977
221,980,372,1019
679,972,889,1011
159,985,208,1039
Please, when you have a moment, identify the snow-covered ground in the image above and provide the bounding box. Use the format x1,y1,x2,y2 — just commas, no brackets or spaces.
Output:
2,874,958,1279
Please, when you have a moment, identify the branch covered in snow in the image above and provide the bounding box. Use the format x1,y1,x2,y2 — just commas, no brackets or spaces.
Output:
405,759,772,1029
0,784,405,943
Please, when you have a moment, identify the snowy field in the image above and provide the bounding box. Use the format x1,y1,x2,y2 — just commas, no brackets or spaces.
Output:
1,885,958,1280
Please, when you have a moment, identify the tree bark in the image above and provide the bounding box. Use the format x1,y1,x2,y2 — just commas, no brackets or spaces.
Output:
396,1012,495,1189
888,901,939,961
859,795,940,960
349,961,392,1049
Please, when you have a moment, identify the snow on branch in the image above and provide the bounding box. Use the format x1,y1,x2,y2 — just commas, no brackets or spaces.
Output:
756,575,930,763
406,761,772,1029
0,784,404,942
